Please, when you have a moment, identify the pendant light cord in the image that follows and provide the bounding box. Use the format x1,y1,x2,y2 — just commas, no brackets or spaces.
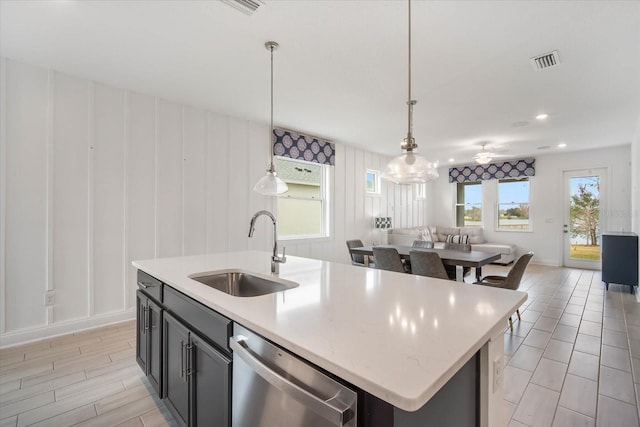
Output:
269,43,275,171
407,0,411,139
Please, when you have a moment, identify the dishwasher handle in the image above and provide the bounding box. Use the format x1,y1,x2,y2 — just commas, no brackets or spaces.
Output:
230,335,353,427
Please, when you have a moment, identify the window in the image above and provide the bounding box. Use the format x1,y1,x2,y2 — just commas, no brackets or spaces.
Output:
276,157,329,239
497,178,530,230
365,170,380,194
455,182,482,227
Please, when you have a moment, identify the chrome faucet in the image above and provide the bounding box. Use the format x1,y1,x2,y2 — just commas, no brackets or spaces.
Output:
248,210,286,274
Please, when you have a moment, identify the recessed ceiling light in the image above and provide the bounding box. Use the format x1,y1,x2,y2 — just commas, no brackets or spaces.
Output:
536,113,549,120
558,143,567,148
448,158,455,163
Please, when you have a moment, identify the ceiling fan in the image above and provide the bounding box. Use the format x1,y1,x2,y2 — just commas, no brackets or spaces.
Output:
473,142,508,164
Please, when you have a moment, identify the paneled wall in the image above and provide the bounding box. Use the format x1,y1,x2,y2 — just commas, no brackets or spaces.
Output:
0,58,427,346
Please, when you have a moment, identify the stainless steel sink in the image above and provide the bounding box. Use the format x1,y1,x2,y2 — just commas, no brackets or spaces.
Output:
189,271,298,297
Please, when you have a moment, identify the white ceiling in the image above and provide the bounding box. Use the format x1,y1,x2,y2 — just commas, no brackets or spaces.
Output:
2,0,639,165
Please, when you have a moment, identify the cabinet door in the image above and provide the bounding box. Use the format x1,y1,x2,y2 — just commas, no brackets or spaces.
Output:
147,298,163,397
135,291,148,374
190,332,231,427
163,312,190,427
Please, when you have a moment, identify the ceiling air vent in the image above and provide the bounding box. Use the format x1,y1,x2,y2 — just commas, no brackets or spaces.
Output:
530,50,560,71
221,0,263,16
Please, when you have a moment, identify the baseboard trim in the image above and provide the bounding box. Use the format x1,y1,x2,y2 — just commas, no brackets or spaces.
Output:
0,309,136,349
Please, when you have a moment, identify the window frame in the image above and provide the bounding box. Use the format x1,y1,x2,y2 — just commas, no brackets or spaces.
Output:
454,181,483,228
276,157,331,241
496,177,531,232
365,169,381,195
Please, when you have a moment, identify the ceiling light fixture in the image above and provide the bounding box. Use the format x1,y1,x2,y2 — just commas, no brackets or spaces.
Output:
536,113,548,120
253,41,288,196
473,142,493,164
558,142,567,148
381,0,438,184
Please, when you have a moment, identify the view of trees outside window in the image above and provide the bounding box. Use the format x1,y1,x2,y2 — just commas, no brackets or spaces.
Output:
456,182,482,227
497,178,530,230
569,176,600,260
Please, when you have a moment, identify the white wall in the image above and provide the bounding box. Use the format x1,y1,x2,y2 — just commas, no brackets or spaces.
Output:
430,146,632,266
0,58,427,346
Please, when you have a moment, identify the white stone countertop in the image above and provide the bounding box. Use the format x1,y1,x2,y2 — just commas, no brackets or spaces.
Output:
133,251,527,411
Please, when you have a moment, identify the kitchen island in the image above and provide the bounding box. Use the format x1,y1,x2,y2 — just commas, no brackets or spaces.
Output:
134,251,527,426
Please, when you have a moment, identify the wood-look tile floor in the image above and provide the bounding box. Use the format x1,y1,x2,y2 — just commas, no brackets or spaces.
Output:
1,265,638,426
484,263,640,427
0,321,177,426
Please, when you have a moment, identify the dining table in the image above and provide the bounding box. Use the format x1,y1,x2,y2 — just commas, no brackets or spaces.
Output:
350,244,502,282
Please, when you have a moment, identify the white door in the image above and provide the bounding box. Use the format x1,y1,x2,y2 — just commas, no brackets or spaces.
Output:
563,168,606,269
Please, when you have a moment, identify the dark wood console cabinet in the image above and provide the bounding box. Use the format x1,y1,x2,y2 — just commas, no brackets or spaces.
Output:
602,232,639,293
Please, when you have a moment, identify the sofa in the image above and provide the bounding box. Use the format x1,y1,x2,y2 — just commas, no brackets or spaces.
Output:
386,226,517,265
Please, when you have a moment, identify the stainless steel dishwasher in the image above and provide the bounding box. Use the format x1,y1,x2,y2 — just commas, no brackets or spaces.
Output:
230,324,357,427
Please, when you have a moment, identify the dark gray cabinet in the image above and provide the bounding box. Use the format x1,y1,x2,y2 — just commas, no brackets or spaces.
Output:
163,310,231,427
602,232,639,293
136,290,163,397
136,270,232,427
163,311,190,426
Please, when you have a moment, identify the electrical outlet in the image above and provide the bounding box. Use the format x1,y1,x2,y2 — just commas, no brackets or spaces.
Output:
493,357,504,392
45,291,55,306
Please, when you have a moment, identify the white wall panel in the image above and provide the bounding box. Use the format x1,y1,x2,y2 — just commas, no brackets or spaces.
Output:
93,84,125,315
4,61,48,331
247,122,270,252
183,106,207,256
206,113,229,253
126,92,156,310
0,58,415,345
332,144,346,261
227,118,250,251
52,72,90,323
156,100,183,257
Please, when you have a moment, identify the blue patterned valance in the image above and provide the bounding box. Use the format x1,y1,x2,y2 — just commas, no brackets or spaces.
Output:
273,129,335,166
449,158,535,183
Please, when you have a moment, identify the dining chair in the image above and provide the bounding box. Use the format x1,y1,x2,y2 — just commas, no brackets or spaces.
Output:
475,252,534,330
346,239,373,267
373,247,406,273
442,242,472,280
409,250,449,280
412,240,434,249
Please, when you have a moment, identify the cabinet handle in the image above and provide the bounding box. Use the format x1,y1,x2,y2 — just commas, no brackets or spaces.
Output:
180,340,186,380
144,307,150,331
142,306,148,332
230,336,353,426
137,281,152,289
186,343,194,377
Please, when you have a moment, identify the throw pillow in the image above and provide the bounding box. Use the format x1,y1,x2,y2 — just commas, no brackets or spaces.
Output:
446,234,469,244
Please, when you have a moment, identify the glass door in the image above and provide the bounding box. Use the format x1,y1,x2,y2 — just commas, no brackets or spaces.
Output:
563,169,606,269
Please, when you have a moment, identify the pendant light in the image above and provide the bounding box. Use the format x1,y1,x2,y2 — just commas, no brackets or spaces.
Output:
381,0,439,184
253,41,289,195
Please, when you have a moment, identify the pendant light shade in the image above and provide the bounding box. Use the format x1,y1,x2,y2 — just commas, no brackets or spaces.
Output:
253,169,289,194
253,41,288,196
382,150,439,184
381,0,439,185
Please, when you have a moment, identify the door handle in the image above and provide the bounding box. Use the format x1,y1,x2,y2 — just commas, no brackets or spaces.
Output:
230,336,353,426
186,343,194,378
180,340,186,381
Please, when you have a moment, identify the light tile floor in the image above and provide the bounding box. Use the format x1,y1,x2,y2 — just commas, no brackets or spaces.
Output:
484,263,640,427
